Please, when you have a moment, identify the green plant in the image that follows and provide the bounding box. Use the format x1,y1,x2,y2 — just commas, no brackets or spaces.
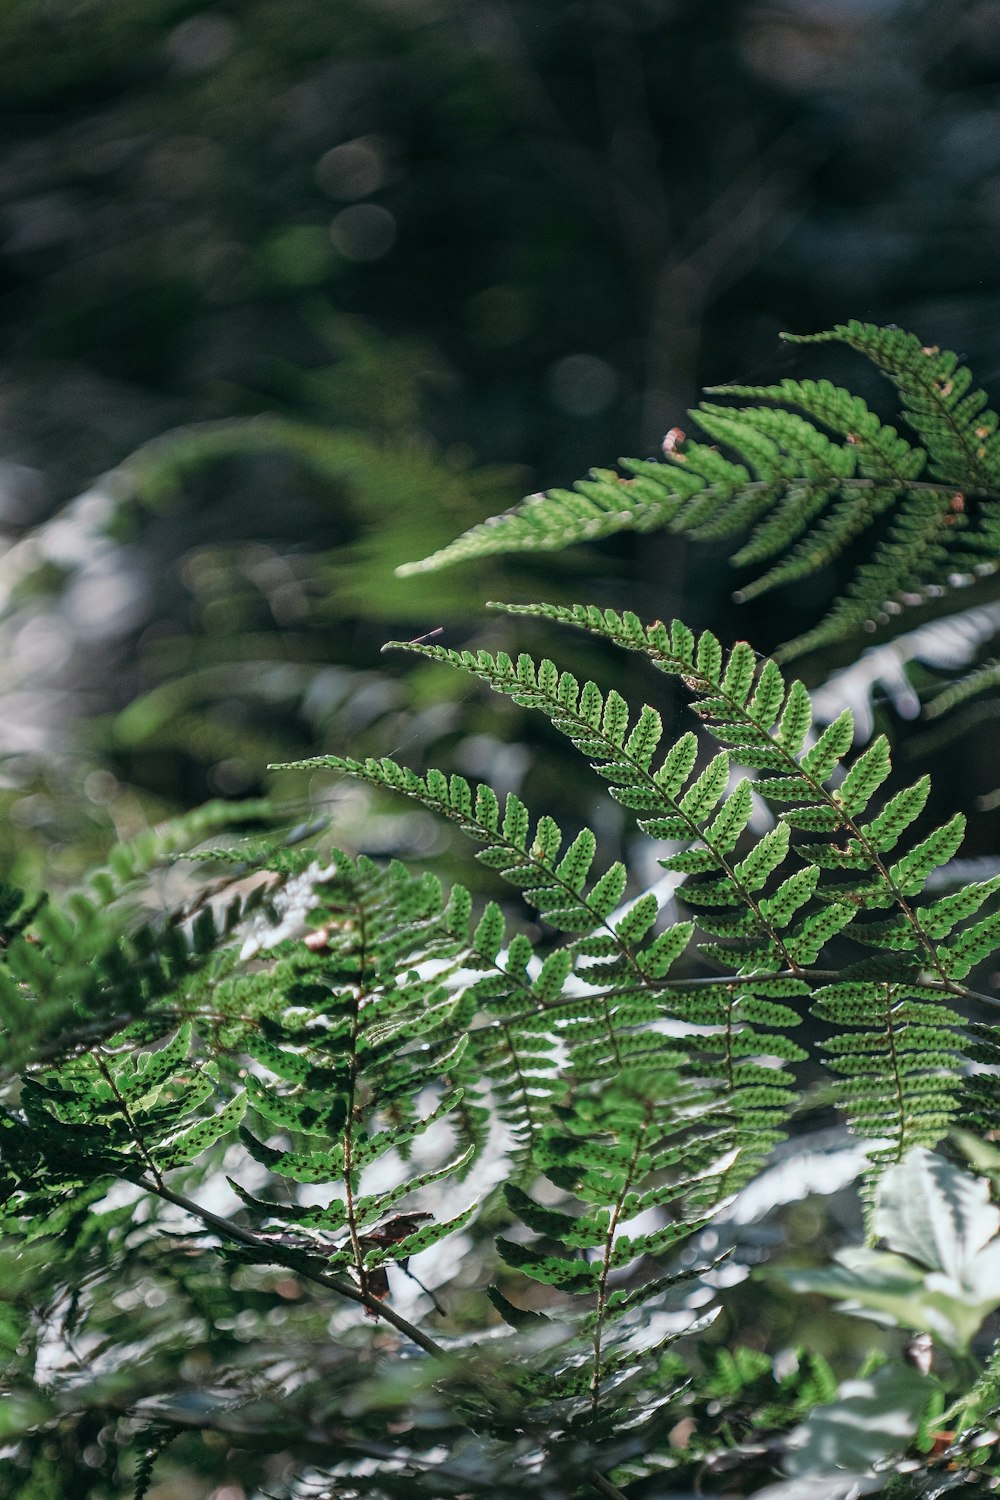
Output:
404,321,1000,661
5,324,1000,1499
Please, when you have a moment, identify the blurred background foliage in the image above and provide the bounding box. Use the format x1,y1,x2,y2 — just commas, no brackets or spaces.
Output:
4,3,1000,1493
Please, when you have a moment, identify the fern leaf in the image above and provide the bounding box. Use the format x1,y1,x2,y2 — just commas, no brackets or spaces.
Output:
399,324,1000,661
157,1092,247,1169
635,921,695,978
678,751,732,822
115,1024,194,1103
920,876,1000,939
362,1201,479,1265
491,601,971,988
732,822,790,892
857,776,931,853
937,909,1000,980
778,487,973,661
837,735,893,815
784,321,1000,487
394,460,714,575
282,752,621,938
774,679,813,755
800,710,854,782
353,642,807,973
888,814,966,896
813,980,962,1163
704,377,926,480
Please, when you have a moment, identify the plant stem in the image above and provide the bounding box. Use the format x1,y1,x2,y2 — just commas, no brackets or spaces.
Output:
140,1176,448,1359
588,1472,629,1499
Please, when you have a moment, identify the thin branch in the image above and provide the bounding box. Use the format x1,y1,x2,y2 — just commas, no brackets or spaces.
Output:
140,1176,449,1359
588,1471,630,1500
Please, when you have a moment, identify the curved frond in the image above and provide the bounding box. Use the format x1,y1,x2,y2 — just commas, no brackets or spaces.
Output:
399,325,1000,660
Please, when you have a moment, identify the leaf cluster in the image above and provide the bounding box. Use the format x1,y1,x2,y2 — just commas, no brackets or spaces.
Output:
7,328,1000,1500
403,323,1000,664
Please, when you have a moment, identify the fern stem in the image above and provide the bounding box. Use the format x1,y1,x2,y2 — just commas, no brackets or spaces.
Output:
342,906,372,1298
588,1473,629,1500
138,1176,450,1359
95,1050,165,1189
590,1108,651,1419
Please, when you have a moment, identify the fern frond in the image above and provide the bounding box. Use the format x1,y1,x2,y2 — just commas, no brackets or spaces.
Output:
777,488,976,660
363,641,808,976
475,602,996,1160
399,325,1000,659
813,981,962,1171
279,754,640,946
652,974,808,1187
1,856,492,1306
704,377,926,478
394,449,746,575
492,602,964,954
12,1014,247,1190
0,887,250,1084
224,857,506,1294
496,1065,717,1424
0,796,299,1085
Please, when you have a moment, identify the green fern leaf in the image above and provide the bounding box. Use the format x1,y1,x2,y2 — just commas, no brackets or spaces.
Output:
937,909,1000,980
758,866,821,927
363,1201,479,1264
636,921,695,977
720,640,758,703
399,325,1000,662
496,1235,600,1291
800,710,855,782
920,876,1000,939
471,900,506,961
732,822,790,892
837,735,893,815
857,776,931,853
704,377,925,480
784,321,1000,487
747,657,787,728
812,980,962,1159
888,814,966,896
702,779,754,852
774,680,813,754
614,891,660,944
531,949,573,1002
158,1092,247,1169
115,1024,194,1102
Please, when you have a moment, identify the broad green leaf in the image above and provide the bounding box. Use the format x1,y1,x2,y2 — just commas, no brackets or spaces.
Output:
875,1148,1000,1281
